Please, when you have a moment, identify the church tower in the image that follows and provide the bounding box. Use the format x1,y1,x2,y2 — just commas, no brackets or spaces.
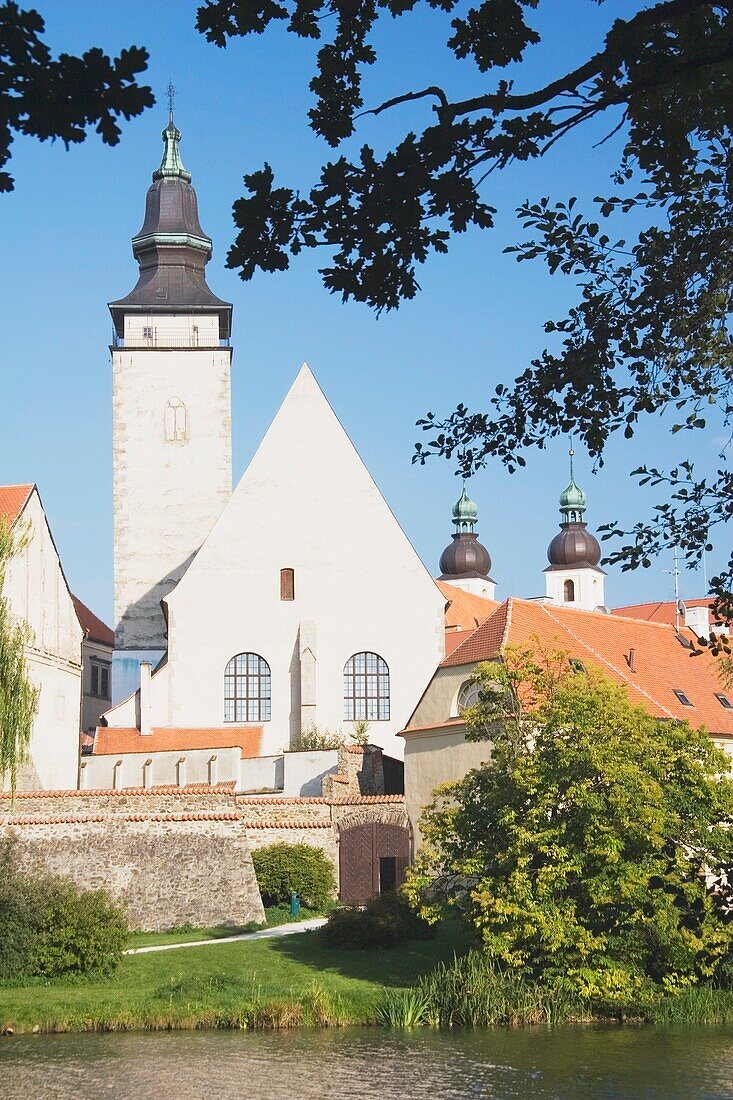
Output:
108,111,233,702
544,453,606,611
438,487,497,600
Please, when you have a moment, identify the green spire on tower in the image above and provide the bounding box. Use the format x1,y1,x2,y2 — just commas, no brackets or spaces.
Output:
559,445,586,523
153,84,191,183
452,485,479,532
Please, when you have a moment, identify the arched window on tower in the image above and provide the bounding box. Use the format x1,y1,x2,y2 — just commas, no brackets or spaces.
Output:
224,653,271,722
563,578,575,603
164,397,188,442
343,652,390,721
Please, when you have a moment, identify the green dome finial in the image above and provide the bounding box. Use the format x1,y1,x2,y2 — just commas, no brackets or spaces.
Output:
559,446,586,522
152,103,191,183
452,485,479,532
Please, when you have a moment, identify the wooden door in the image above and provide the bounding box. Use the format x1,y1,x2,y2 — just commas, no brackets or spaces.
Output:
339,822,410,904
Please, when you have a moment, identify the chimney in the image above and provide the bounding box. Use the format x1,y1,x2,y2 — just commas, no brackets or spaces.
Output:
625,648,636,672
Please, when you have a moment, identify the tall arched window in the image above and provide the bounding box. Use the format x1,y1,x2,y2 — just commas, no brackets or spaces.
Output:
563,578,575,603
224,653,271,722
164,397,188,442
344,652,390,721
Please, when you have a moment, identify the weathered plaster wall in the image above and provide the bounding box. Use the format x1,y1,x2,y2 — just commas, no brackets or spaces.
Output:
80,636,112,734
403,727,492,849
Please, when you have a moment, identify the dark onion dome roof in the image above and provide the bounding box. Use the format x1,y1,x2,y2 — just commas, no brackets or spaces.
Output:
546,523,602,568
546,467,603,569
438,487,495,581
109,116,232,339
440,532,493,580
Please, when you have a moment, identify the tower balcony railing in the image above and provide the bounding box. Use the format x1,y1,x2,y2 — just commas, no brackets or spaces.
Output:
111,331,230,349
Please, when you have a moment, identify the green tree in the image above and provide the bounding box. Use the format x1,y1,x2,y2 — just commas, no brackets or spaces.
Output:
0,1,153,192
0,519,39,793
407,644,733,1003
194,0,732,615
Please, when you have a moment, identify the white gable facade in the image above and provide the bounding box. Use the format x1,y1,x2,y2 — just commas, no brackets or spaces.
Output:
104,366,446,763
2,488,83,790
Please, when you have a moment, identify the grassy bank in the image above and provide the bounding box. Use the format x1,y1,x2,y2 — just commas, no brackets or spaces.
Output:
0,923,469,1034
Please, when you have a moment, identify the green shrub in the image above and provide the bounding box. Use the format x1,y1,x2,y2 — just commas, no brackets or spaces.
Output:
319,890,434,949
252,843,336,910
0,843,128,980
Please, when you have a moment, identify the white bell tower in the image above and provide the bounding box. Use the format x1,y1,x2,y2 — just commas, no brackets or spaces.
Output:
544,450,606,612
108,110,232,703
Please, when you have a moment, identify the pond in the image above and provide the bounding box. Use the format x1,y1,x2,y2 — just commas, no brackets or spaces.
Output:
1,1025,733,1099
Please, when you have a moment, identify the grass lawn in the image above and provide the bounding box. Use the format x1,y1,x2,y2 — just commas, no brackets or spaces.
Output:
0,923,469,1034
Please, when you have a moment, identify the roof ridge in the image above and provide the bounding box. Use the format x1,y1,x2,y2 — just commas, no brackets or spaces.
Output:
539,602,678,719
499,597,514,652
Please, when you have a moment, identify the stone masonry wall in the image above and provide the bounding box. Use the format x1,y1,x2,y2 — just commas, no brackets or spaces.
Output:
3,816,264,932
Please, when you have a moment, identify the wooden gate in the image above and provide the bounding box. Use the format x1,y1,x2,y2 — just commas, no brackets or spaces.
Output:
339,822,410,905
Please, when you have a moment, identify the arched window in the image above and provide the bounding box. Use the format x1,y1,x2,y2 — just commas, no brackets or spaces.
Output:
563,579,575,603
344,652,390,721
224,653,271,722
456,680,480,714
164,397,188,442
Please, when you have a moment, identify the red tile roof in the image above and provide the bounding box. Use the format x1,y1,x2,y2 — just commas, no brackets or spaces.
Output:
0,783,237,800
437,580,498,654
93,727,263,758
612,599,728,627
0,484,33,527
439,597,733,736
72,596,114,646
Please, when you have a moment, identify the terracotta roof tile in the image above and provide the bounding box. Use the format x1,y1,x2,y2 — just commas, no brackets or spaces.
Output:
0,782,238,800
612,599,730,627
437,580,498,636
439,596,733,736
93,727,263,758
0,484,33,527
72,596,114,646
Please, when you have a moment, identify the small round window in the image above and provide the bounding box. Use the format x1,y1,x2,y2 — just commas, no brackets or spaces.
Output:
457,680,480,713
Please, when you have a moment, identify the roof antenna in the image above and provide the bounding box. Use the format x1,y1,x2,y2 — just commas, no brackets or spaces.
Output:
166,79,176,123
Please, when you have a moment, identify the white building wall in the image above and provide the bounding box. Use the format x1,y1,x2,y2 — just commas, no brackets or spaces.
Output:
112,317,232,691
3,489,82,790
544,565,605,611
107,366,446,762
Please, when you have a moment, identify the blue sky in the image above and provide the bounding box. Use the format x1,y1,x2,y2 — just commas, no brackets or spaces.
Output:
0,0,723,623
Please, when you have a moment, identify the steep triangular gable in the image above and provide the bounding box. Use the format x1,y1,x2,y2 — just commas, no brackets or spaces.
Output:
168,364,440,600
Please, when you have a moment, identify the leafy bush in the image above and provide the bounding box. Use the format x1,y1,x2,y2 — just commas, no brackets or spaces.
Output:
292,725,344,751
252,843,336,910
0,844,128,979
319,890,434,949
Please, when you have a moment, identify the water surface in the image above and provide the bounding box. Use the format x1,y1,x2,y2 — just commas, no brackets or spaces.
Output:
1,1025,732,1099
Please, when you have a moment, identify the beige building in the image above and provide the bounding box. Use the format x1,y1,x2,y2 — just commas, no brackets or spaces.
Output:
401,595,733,847
73,596,113,744
0,484,83,790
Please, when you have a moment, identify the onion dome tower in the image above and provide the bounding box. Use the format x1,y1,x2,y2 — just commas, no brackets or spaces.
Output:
544,449,606,610
109,113,231,340
438,487,497,600
107,99,233,705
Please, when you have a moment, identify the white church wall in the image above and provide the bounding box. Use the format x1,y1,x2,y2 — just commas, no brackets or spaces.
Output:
111,337,232,679
2,489,82,791
153,366,446,762
282,750,338,797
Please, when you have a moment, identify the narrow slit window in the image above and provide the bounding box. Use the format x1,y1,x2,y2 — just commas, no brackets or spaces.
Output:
280,568,295,601
673,689,694,707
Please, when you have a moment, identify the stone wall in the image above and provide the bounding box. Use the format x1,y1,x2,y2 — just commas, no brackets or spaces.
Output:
0,784,408,926
4,815,264,932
